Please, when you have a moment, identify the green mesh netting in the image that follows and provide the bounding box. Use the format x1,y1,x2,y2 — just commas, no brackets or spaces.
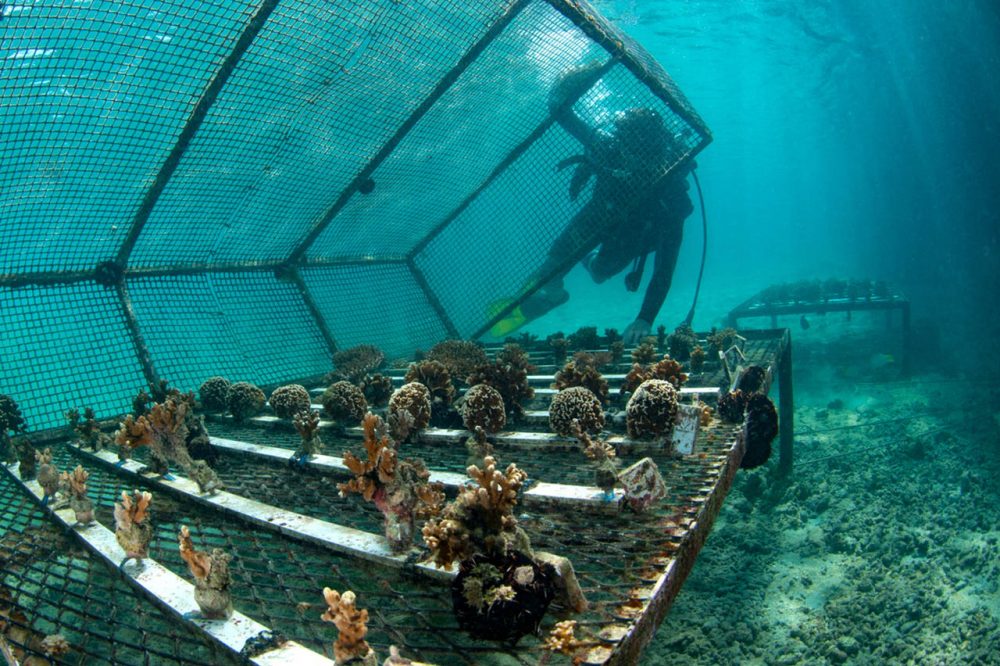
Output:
1,0,709,430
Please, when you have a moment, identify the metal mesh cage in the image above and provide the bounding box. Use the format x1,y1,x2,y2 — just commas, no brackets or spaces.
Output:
1,0,710,425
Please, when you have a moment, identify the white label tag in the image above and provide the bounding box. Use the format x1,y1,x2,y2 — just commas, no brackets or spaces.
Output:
672,404,700,455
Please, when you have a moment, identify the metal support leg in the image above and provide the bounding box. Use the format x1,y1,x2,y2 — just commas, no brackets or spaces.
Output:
777,334,794,476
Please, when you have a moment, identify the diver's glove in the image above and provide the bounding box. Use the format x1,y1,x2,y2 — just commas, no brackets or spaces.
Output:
623,318,652,346
548,61,604,114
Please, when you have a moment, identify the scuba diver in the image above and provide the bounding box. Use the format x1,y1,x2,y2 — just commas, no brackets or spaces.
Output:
491,63,695,345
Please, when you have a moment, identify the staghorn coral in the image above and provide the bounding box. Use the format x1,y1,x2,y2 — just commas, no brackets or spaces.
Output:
466,347,535,418
35,448,60,501
199,376,231,412
571,420,618,494
321,588,376,665
631,342,658,365
339,413,444,552
689,345,706,372
553,352,609,404
667,324,698,361
269,384,312,420
293,410,324,459
387,382,431,441
179,525,232,619
426,340,488,384
742,394,778,469
404,360,455,408
649,355,688,389
359,373,393,408
329,345,385,384
549,387,605,437
321,381,368,423
67,407,111,451
422,456,530,570
114,489,153,563
656,324,668,353
60,465,93,525
717,389,748,423
227,381,265,422
625,379,679,440
461,384,506,434
115,397,222,493
132,389,153,417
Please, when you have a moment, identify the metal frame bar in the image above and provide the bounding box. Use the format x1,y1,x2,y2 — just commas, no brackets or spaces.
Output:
284,0,533,265
777,329,794,475
116,281,161,392
285,267,339,356
406,258,460,339
543,0,712,140
114,0,283,267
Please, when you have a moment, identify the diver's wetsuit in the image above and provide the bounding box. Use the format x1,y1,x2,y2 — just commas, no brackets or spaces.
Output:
526,106,694,326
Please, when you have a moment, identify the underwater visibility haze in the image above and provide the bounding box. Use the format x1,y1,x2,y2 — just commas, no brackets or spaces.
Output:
1,0,999,664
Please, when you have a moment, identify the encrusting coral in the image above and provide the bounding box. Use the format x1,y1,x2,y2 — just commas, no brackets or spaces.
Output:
625,379,679,440
621,354,688,397
466,343,536,418
549,386,605,437
542,619,585,658
198,376,231,412
329,345,385,384
425,340,488,385
66,407,111,451
293,409,324,461
339,413,444,552
115,396,223,493
179,525,233,619
114,489,153,565
461,384,506,434
227,381,265,422
707,327,740,359
552,352,610,404
321,381,368,423
404,360,455,408
269,384,312,420
321,588,376,665
387,382,431,441
60,465,93,525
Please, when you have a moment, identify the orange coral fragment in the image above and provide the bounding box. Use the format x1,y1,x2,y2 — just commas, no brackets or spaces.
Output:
321,588,371,664
178,525,212,581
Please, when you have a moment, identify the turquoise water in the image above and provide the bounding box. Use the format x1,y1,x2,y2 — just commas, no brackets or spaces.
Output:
2,1,1000,663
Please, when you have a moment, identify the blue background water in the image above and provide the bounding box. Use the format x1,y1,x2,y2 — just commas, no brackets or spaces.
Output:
531,0,1000,372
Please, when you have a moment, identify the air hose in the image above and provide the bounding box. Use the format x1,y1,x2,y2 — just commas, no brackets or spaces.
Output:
683,167,707,327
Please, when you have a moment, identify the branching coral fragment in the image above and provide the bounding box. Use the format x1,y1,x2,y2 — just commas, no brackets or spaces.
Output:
179,525,233,618
321,588,374,665
114,489,153,563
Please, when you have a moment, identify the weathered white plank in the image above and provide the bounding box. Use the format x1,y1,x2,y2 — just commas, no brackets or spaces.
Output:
209,437,623,507
2,463,331,666
70,447,454,583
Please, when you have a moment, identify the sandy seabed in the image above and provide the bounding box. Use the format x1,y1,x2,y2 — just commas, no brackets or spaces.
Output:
643,324,1000,665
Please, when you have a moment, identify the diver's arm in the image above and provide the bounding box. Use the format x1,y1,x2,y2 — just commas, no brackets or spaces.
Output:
548,63,603,145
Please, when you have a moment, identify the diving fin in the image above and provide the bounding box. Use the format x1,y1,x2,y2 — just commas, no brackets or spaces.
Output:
487,298,528,338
